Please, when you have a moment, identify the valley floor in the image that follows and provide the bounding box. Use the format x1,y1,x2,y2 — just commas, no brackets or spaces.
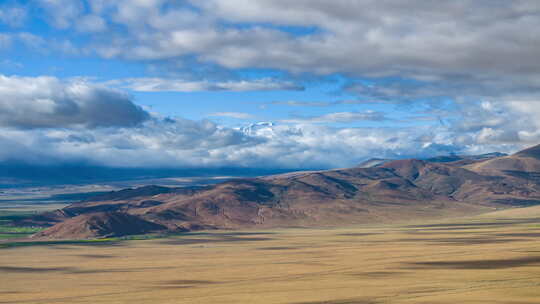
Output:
1,207,540,303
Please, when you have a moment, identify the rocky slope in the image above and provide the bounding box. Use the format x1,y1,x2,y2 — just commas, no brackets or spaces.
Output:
29,144,540,239
33,212,168,239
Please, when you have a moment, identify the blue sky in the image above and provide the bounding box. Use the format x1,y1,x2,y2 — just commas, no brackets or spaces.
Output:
0,1,539,169
0,20,403,128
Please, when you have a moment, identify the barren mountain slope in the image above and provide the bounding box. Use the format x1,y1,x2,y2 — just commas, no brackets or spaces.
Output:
33,212,167,239
30,144,540,239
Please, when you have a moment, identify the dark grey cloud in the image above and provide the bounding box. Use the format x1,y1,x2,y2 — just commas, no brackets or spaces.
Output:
0,75,150,129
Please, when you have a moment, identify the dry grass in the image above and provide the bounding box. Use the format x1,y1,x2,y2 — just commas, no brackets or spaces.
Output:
1,209,540,303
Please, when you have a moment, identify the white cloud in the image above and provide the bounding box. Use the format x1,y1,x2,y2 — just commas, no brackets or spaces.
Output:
269,100,379,107
0,33,11,49
24,1,540,105
282,111,389,124
109,77,303,92
0,118,478,169
270,100,335,107
4,0,540,167
27,1,540,102
0,74,534,169
0,75,532,169
0,4,27,27
76,14,107,32
0,32,76,55
208,112,255,119
0,59,23,69
17,32,46,49
439,99,540,146
37,0,83,29
40,0,538,102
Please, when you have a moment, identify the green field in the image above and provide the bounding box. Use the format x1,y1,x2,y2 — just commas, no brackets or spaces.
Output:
0,210,44,240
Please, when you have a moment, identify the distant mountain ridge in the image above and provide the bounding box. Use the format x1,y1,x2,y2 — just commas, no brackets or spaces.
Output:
357,152,508,168
0,163,296,187
26,145,540,240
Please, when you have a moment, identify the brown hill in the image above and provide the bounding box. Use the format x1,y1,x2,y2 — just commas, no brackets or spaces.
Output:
515,144,540,158
466,144,540,173
30,144,540,240
33,212,167,240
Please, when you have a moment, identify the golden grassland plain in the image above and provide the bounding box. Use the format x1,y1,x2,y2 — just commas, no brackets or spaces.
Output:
2,207,540,304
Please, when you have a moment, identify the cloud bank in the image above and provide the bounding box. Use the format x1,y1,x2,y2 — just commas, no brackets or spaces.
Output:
0,75,528,170
0,75,149,129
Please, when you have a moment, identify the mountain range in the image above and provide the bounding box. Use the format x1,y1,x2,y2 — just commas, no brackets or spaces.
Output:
25,145,540,240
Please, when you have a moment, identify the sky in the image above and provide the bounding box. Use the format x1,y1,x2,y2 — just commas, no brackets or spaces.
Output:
1,0,540,170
